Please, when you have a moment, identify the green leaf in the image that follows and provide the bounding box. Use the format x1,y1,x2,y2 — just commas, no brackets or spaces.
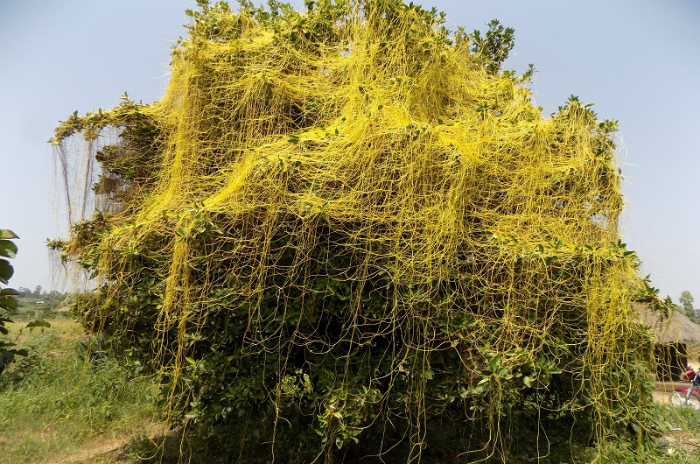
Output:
0,326,8,335
0,288,19,296
0,230,18,240
0,296,18,310
1,351,14,365
0,259,14,284
25,320,51,329
0,240,18,259
12,348,29,357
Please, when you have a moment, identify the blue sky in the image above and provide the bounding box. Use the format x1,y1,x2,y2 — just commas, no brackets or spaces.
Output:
1,0,698,304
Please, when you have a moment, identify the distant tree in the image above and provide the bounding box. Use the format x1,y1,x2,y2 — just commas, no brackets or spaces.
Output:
33,285,43,298
16,287,31,298
680,290,697,322
680,290,694,312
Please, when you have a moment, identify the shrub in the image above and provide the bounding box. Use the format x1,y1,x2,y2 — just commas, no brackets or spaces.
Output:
52,1,655,461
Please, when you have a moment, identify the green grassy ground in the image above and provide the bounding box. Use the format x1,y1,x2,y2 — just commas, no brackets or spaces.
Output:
0,318,161,464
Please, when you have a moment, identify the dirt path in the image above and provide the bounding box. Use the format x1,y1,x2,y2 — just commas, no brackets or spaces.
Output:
46,438,125,464
42,422,173,464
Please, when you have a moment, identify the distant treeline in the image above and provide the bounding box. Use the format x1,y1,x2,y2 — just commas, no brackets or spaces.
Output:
14,286,77,310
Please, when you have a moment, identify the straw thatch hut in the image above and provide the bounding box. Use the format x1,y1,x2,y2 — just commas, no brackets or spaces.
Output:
637,304,700,381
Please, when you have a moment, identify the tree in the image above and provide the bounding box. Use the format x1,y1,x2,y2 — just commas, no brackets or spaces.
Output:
51,1,654,461
680,290,694,313
680,290,696,321
33,285,43,298
16,287,31,298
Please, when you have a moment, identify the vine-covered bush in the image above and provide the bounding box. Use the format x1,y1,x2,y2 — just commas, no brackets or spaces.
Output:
52,1,656,461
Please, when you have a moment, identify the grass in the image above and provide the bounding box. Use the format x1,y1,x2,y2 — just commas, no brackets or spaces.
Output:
580,405,700,464
0,318,160,464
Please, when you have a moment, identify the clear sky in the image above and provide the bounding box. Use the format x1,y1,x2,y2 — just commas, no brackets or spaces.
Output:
1,0,698,304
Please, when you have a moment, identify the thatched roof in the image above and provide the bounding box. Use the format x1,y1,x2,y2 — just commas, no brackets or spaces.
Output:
636,303,700,344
